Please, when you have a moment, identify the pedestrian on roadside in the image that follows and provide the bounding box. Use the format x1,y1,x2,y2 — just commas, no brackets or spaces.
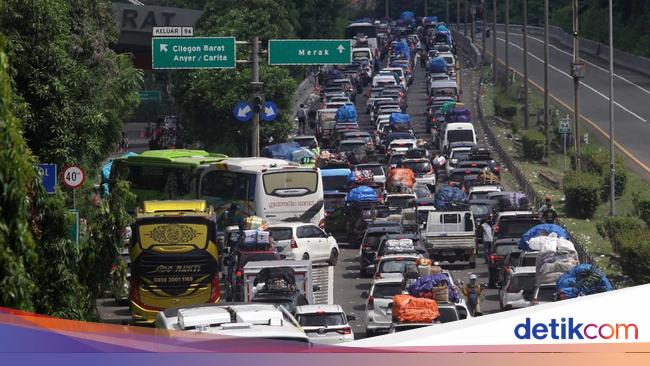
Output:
119,132,129,153
539,194,558,224
296,104,307,134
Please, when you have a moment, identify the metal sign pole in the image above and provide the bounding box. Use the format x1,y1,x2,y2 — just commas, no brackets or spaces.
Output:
563,134,567,172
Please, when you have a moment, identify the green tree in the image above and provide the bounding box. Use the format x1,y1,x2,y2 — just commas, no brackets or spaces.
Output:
0,37,38,311
0,0,142,169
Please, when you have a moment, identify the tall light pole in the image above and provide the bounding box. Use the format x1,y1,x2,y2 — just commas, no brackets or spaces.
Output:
544,0,550,156
608,0,615,215
481,0,486,63
492,0,497,84
571,0,583,170
505,0,510,84
523,0,530,129
464,0,469,35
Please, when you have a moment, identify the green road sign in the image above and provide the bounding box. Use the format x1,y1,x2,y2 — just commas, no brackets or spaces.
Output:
152,37,236,69
139,91,161,102
268,39,352,65
559,118,571,134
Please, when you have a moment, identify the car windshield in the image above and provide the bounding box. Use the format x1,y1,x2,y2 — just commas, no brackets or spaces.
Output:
386,196,412,208
268,228,292,241
469,192,489,200
509,275,536,292
448,129,474,143
297,313,346,327
358,165,384,176
521,255,538,267
451,150,471,161
470,203,490,217
537,287,556,302
241,252,281,266
497,219,539,238
364,232,388,248
372,283,402,299
379,259,416,273
323,175,349,191
438,307,459,323
495,244,519,256
402,161,432,174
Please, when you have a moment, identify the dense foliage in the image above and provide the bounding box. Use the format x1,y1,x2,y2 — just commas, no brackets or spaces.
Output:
521,130,545,161
563,171,601,219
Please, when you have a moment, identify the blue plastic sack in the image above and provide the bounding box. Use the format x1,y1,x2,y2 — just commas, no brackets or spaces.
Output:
389,113,411,125
261,142,301,161
555,264,614,299
427,57,447,73
436,24,450,33
102,152,137,184
407,274,460,303
335,105,358,123
345,185,378,203
518,224,569,251
434,186,468,210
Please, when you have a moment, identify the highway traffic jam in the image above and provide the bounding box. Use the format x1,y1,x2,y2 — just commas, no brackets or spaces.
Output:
106,12,614,346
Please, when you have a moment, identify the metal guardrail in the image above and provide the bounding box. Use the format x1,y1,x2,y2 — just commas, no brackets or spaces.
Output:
453,29,595,265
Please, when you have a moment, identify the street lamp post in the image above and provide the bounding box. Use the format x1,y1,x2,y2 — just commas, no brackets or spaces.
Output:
523,0,530,129
464,0,469,36
492,0,497,84
505,0,510,85
481,0,486,63
608,0,616,215
572,0,583,171
544,0,550,156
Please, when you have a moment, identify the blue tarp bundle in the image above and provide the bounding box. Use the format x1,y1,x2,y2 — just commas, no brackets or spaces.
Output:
518,224,569,251
335,105,357,123
434,186,468,209
393,39,411,59
445,108,472,122
345,185,378,203
261,142,301,161
327,68,343,80
101,152,138,184
427,56,447,73
389,112,411,125
436,24,450,33
555,264,614,299
407,274,461,303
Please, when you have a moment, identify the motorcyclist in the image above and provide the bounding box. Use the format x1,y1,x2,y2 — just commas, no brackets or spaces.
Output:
218,203,244,231
462,274,483,316
539,194,558,224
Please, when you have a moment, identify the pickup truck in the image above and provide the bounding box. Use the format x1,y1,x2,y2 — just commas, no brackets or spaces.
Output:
424,210,477,268
242,260,317,304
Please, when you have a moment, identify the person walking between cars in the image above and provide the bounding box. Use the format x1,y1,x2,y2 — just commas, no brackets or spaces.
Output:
462,274,482,316
539,194,558,224
296,104,307,134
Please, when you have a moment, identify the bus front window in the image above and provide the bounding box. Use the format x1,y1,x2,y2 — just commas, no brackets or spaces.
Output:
263,171,319,197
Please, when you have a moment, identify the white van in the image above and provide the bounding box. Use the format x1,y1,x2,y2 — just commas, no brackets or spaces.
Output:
442,123,477,151
352,47,373,63
429,79,459,100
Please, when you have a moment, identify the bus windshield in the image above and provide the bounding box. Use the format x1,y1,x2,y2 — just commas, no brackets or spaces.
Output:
263,171,319,197
345,24,377,39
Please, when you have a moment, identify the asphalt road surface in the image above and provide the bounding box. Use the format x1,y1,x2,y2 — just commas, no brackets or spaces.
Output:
475,28,650,181
333,59,501,340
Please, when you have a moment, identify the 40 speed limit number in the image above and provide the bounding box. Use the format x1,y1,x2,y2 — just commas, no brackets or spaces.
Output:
62,165,86,189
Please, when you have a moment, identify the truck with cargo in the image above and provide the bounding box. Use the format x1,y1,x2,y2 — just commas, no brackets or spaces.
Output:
424,210,476,268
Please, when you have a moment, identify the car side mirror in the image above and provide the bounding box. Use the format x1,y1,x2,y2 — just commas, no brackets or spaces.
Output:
387,302,393,309
361,291,369,299
346,314,357,321
313,285,321,292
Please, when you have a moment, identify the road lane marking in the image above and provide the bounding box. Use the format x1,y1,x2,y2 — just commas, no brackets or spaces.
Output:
480,45,650,175
494,37,647,123
500,31,650,96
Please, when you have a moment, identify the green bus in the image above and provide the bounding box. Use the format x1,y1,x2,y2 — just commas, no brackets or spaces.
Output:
110,150,228,210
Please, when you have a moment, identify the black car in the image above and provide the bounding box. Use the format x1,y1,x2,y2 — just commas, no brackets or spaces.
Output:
487,238,520,288
448,167,483,187
375,233,428,259
324,202,383,248
250,267,310,314
457,160,500,177
359,226,403,277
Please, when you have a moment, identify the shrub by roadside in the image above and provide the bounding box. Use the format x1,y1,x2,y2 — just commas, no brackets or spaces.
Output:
521,130,545,161
613,228,650,285
596,216,645,252
563,172,601,219
580,144,628,198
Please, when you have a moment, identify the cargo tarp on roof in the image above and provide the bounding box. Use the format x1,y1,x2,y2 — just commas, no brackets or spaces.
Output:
519,224,569,251
445,108,471,122
427,57,447,73
389,112,411,125
434,186,468,209
335,105,357,123
327,69,343,80
392,294,439,324
436,24,450,33
407,274,460,303
345,185,378,203
440,101,456,115
555,264,614,300
261,142,301,161
495,192,529,211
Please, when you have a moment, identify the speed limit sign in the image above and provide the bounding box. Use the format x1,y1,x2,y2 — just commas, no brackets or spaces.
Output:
62,165,86,189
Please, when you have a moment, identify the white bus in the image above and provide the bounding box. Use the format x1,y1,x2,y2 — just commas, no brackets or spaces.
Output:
345,22,378,51
198,158,325,226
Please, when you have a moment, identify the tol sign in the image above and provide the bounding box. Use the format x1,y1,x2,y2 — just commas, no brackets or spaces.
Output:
152,37,236,69
268,39,352,65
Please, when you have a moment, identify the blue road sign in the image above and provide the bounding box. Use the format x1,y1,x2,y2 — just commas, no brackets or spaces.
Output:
233,101,253,122
262,101,280,122
38,163,57,194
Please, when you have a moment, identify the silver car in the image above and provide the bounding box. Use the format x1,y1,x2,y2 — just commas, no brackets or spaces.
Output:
295,304,355,344
363,275,404,336
499,267,537,310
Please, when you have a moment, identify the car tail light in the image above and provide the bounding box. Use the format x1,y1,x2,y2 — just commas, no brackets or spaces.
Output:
337,327,352,335
503,265,510,273
209,276,221,302
493,224,500,233
236,270,243,278
290,239,298,249
319,219,325,229
362,243,372,250
489,254,504,263
367,295,374,310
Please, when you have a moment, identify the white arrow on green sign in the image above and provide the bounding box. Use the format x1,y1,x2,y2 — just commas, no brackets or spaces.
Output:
268,39,352,65
152,37,236,69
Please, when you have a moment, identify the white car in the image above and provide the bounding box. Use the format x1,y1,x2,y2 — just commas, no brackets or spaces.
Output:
445,146,473,176
372,75,398,87
499,266,537,310
388,139,417,153
268,223,339,265
363,275,404,336
468,185,503,201
295,304,355,344
374,254,420,279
